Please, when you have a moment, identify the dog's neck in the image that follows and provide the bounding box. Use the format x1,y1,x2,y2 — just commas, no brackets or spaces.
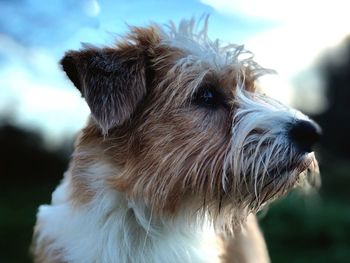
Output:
37,153,222,263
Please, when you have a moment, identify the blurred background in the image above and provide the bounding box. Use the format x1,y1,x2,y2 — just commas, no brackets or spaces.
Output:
1,0,349,262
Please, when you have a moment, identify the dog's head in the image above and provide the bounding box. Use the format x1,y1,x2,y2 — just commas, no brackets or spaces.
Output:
61,18,320,230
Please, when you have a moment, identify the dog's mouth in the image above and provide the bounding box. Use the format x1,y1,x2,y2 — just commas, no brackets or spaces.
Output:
225,151,316,183
264,152,315,181
259,152,319,195
232,152,317,192
273,153,313,176
296,154,315,174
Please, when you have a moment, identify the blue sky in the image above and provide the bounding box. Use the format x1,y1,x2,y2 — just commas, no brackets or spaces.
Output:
1,0,348,142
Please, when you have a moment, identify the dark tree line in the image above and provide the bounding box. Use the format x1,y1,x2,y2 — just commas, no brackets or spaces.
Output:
313,37,350,160
0,123,70,185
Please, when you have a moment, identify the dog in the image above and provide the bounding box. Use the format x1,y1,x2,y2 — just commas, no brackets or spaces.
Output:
32,18,320,263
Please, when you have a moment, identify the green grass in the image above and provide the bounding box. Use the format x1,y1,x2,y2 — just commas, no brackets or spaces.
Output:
260,161,350,263
0,184,57,263
260,194,350,263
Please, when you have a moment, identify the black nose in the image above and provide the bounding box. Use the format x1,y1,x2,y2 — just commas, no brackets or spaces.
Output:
288,120,321,153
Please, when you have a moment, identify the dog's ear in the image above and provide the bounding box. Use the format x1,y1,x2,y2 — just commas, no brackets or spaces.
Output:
60,45,147,134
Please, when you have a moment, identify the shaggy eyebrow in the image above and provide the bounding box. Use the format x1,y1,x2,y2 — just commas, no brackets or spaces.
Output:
192,70,219,91
191,75,232,109
204,70,237,98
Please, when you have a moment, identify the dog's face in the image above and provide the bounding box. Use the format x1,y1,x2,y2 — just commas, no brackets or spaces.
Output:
61,20,320,229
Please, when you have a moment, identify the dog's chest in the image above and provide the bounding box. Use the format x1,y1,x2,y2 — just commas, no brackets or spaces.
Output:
35,168,222,263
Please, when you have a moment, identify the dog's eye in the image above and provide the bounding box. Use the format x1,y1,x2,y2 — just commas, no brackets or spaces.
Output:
193,86,221,108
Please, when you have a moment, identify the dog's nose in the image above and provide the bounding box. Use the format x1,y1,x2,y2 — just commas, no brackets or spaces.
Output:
288,120,321,153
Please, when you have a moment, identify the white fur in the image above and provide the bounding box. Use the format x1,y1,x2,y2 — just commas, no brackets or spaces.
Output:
36,161,221,263
226,88,314,202
157,16,269,77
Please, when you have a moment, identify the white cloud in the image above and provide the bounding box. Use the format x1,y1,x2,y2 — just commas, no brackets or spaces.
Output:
202,0,350,69
0,35,90,141
202,0,350,70
0,63,90,139
83,0,101,17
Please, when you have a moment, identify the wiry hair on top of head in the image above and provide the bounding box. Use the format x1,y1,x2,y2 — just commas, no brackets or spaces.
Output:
152,16,274,82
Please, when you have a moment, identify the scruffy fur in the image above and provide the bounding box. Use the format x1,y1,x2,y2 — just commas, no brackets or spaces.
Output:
32,18,319,263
